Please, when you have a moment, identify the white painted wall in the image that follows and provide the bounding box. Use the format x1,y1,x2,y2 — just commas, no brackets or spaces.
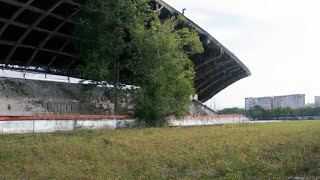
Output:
0,115,250,134
168,115,251,127
0,119,135,134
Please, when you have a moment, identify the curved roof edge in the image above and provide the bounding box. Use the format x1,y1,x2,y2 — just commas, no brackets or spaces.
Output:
155,0,251,102
0,0,251,103
155,0,251,77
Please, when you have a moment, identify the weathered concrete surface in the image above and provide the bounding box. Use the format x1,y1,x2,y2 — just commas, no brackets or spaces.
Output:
0,114,250,134
168,114,251,127
0,77,134,116
189,100,216,116
0,77,216,117
0,119,135,134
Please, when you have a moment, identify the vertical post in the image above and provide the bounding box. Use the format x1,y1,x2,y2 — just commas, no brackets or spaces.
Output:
114,59,120,115
182,8,186,15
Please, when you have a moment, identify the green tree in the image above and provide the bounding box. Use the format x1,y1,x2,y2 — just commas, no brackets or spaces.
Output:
217,107,247,115
128,16,203,126
74,0,149,114
74,1,203,126
247,105,267,119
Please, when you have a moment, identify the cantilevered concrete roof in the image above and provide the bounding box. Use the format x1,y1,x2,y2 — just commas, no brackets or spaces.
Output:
0,0,251,102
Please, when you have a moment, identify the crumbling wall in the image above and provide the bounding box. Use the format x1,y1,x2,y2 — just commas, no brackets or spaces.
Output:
188,100,216,116
168,114,251,127
0,78,215,116
0,78,134,116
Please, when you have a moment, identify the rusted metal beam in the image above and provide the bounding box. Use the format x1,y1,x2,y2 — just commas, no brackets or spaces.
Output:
66,0,82,7
0,40,77,58
0,0,80,24
195,47,224,71
199,68,243,94
195,60,232,81
199,72,248,102
198,69,247,101
0,0,35,37
195,64,240,91
26,8,82,66
0,17,87,41
46,40,71,70
5,0,66,66
65,59,76,75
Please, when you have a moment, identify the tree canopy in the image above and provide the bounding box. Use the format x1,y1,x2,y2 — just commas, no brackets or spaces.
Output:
74,0,204,126
128,15,203,126
218,106,320,120
74,0,142,81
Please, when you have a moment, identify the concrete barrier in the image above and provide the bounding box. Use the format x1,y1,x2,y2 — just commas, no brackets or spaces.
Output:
0,114,250,134
168,114,251,127
0,115,135,134
0,119,139,134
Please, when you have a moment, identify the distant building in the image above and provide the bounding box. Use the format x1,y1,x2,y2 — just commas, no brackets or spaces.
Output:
273,95,305,109
315,96,320,107
245,94,305,110
245,97,273,110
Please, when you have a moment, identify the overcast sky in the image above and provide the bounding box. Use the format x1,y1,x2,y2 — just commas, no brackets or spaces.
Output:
165,0,320,110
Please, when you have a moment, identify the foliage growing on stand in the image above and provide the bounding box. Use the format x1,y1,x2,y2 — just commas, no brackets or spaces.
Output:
74,0,204,126
128,15,203,126
74,0,149,115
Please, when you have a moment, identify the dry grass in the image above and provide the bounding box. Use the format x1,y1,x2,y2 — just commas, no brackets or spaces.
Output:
0,121,320,179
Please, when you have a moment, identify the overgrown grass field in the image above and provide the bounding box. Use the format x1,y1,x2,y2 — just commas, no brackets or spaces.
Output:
0,121,320,179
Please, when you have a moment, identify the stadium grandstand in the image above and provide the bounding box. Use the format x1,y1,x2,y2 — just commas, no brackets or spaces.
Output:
0,0,251,102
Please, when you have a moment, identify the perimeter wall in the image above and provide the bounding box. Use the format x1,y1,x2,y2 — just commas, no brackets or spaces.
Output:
0,114,250,134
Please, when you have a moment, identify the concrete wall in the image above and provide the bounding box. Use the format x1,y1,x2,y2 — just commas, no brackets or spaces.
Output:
0,98,97,116
0,114,250,134
189,100,216,116
0,78,134,116
0,119,135,134
168,114,251,127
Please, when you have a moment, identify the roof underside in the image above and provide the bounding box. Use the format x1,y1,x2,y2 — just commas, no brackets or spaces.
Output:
0,0,251,102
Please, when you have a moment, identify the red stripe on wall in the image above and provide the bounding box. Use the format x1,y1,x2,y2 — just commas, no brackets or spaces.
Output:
0,115,131,121
184,114,246,119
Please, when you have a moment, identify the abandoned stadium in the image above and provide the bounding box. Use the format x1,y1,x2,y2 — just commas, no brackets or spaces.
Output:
0,0,251,133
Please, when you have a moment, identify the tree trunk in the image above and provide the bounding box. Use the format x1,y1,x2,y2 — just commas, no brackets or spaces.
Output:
114,59,120,115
